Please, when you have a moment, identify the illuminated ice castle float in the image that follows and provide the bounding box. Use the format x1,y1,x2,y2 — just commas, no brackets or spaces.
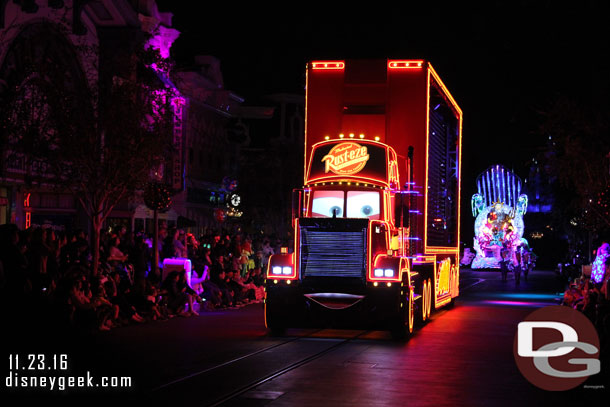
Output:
470,165,528,269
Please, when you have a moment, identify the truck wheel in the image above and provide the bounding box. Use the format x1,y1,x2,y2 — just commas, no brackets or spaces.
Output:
265,303,285,336
391,288,414,340
267,324,286,337
419,278,432,324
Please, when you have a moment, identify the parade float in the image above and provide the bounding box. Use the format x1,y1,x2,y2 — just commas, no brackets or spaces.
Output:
470,165,528,269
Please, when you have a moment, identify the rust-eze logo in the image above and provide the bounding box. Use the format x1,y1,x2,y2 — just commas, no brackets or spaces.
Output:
322,142,369,175
513,305,601,391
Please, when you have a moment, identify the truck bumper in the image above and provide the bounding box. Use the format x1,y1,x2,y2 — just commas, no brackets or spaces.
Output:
265,280,403,330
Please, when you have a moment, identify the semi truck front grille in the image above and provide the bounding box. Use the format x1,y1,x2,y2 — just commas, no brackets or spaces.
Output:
300,227,367,279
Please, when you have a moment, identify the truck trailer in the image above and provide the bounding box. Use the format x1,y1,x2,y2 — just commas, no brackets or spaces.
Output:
265,59,462,338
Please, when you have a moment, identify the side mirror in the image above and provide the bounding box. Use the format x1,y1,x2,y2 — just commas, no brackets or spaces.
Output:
393,191,409,228
292,189,305,221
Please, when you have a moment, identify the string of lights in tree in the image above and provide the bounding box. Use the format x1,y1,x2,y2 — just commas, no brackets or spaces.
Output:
144,182,172,211
578,185,610,232
596,185,609,217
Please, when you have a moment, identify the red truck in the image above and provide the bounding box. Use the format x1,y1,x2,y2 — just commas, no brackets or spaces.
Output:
266,59,462,338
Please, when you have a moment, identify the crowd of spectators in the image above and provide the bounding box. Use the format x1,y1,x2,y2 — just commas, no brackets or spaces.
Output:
0,223,282,334
561,242,610,359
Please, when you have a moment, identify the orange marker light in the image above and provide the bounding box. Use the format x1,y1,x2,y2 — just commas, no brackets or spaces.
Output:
388,60,424,69
312,61,345,70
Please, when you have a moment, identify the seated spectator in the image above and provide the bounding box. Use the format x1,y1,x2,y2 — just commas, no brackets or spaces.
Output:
129,235,149,284
173,229,187,258
69,277,114,332
90,277,119,331
107,236,128,276
211,257,234,308
177,270,200,316
106,272,145,323
226,270,246,306
240,239,253,278
244,269,265,302
131,276,167,321
161,271,198,317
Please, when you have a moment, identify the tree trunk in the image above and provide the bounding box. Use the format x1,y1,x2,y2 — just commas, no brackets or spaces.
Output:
91,214,102,277
152,208,159,280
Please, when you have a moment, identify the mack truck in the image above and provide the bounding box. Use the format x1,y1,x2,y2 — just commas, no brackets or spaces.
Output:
265,59,462,338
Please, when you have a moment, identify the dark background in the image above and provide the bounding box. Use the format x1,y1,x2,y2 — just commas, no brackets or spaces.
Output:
155,1,610,248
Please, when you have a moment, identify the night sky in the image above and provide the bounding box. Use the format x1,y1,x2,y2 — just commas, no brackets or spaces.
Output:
156,1,610,208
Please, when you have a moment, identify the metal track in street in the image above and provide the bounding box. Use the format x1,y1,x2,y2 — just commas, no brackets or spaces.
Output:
152,328,370,406
152,328,325,392
207,330,370,407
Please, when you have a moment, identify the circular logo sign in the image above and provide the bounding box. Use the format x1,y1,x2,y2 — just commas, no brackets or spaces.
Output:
513,305,600,391
321,142,369,175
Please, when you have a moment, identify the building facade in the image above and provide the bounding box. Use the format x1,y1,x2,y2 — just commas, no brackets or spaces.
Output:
0,0,180,233
0,1,251,238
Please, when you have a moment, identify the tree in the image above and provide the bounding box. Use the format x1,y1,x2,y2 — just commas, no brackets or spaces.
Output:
0,28,175,276
537,96,610,236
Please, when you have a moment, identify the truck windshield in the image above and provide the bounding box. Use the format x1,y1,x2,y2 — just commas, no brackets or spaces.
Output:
346,191,380,219
311,190,380,219
311,190,343,217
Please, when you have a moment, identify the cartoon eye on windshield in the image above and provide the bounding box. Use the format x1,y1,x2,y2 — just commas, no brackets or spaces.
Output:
346,191,380,219
312,190,344,217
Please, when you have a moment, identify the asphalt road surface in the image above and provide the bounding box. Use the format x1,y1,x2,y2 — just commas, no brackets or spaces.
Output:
3,268,608,406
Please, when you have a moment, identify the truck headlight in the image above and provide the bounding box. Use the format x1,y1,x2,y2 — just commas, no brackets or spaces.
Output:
282,266,292,275
272,266,282,275
374,268,384,277
384,269,394,277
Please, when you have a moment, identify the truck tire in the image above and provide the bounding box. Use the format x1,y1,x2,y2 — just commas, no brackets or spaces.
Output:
265,303,286,336
418,278,432,324
267,324,286,337
391,287,414,340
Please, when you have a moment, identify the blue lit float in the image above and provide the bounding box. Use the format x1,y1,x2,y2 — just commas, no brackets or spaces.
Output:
470,165,528,269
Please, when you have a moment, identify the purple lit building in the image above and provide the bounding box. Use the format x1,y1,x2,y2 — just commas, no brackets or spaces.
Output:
0,0,180,231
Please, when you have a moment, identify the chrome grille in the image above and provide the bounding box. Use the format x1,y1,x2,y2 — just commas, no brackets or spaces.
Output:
300,227,367,278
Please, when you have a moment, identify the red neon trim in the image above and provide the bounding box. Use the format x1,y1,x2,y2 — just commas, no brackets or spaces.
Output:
368,254,401,282
293,217,299,276
424,69,430,252
388,60,424,69
306,139,394,186
423,63,463,255
311,61,345,70
428,63,462,116
304,67,309,184
367,221,400,282
426,247,459,254
25,211,31,229
434,257,454,308
310,138,388,150
266,253,297,280
306,175,389,187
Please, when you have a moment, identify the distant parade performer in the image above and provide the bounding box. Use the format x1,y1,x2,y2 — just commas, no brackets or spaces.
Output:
500,242,512,282
591,242,610,288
